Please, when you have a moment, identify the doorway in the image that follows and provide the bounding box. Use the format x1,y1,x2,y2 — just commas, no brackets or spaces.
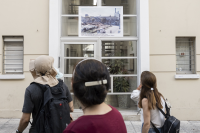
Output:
61,40,138,110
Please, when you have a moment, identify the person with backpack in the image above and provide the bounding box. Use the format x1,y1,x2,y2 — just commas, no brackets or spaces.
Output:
16,55,74,133
63,59,127,133
54,67,74,123
131,71,180,133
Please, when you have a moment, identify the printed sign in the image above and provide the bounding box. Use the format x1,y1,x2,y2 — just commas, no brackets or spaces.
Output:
79,7,123,37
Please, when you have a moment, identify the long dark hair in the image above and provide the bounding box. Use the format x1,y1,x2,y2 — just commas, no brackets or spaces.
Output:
138,71,164,110
72,59,110,107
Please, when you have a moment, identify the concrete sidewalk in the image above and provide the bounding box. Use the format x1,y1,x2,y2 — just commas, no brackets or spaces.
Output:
0,119,200,133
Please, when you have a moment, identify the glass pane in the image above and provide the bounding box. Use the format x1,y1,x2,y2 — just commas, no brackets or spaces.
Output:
71,95,82,109
64,84,137,109
64,77,73,92
102,0,137,14
62,17,79,37
64,77,111,92
71,95,137,110
176,64,195,73
102,41,137,57
62,0,96,14
61,17,137,37
105,95,137,109
102,59,137,74
113,76,137,92
64,44,94,57
64,59,83,74
123,17,137,36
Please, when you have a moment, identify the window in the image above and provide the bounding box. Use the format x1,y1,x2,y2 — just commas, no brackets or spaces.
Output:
61,0,137,37
62,42,96,92
176,37,196,74
61,0,139,109
101,41,137,93
62,0,96,15
102,0,137,14
3,36,24,75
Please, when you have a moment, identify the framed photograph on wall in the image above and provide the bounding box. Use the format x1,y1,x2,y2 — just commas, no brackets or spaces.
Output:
79,6,123,37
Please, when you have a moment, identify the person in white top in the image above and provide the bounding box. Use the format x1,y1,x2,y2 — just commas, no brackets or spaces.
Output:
131,71,165,133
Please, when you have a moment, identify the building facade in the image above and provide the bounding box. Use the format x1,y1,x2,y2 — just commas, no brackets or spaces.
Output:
0,0,200,120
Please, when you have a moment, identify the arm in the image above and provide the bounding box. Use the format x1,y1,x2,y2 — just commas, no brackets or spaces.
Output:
17,113,31,133
130,85,142,101
142,98,150,133
63,82,74,112
69,101,74,112
18,88,34,132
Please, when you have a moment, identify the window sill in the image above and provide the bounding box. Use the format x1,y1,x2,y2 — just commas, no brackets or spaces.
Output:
0,75,25,79
175,74,199,79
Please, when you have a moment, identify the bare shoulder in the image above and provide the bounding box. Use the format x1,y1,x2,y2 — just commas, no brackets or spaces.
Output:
142,98,148,106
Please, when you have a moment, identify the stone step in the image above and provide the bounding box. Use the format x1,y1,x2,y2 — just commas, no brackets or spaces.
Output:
71,109,140,121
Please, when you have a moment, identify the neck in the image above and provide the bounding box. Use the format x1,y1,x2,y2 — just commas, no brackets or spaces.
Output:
82,102,112,116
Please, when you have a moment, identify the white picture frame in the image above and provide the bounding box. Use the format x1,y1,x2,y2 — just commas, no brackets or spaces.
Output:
79,6,123,37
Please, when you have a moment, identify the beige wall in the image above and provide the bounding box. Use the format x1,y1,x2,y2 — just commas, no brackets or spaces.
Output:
0,0,200,121
0,0,49,118
149,0,200,120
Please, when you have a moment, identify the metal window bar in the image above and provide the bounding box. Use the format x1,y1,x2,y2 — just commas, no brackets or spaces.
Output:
176,38,195,74
3,40,24,74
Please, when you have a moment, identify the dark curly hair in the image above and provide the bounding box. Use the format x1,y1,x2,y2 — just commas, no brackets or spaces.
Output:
72,59,110,107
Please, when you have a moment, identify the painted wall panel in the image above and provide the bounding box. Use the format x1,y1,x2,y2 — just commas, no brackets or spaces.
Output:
149,0,200,55
0,72,33,118
150,55,176,72
153,72,200,120
149,0,200,120
196,55,200,72
0,0,49,55
0,55,2,74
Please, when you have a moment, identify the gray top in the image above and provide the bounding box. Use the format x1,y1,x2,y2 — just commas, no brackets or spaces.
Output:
22,80,72,132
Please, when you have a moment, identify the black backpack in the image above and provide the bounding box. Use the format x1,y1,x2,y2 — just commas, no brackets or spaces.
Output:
151,102,180,133
31,80,70,133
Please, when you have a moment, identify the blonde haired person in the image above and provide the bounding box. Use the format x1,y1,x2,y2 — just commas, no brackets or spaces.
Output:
131,71,165,133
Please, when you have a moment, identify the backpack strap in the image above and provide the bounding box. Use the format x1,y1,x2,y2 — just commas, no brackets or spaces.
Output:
150,121,161,133
30,82,46,126
151,102,170,133
156,102,170,119
165,101,170,116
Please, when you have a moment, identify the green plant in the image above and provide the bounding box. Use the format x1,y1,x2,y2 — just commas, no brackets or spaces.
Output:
109,59,130,92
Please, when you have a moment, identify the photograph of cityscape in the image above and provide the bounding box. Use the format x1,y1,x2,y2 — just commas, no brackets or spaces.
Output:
79,7,123,37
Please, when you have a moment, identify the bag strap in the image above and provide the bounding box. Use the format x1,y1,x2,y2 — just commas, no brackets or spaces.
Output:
156,102,170,118
149,98,170,133
150,121,161,133
30,83,46,126
165,101,170,116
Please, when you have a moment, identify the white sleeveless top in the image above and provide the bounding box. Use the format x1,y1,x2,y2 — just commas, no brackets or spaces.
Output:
130,90,165,128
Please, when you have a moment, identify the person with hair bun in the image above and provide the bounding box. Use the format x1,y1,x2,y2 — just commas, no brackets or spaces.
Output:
63,59,127,133
131,71,165,133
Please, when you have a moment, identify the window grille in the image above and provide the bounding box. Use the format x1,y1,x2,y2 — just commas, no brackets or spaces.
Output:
3,37,24,74
176,37,195,74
